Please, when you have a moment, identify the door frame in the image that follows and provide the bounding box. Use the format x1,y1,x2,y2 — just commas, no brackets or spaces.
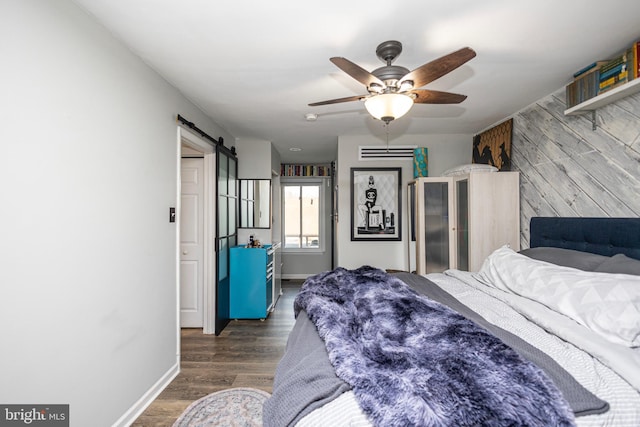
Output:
177,126,217,334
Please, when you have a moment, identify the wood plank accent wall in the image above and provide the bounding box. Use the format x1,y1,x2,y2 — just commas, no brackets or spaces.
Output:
511,88,640,248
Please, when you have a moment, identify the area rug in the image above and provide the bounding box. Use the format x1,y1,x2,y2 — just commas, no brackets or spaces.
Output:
173,387,271,427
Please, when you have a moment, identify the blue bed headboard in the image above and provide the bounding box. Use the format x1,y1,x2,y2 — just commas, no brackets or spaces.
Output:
529,217,640,260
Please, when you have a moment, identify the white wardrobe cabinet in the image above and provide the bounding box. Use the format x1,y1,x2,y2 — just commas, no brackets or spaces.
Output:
412,172,520,274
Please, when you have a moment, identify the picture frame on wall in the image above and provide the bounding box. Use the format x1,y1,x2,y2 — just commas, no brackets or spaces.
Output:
350,167,401,241
472,118,512,171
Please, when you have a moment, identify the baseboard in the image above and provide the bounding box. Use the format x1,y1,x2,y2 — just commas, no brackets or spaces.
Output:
112,361,180,427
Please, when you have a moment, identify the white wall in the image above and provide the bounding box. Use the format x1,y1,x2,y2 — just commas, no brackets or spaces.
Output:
0,1,232,425
235,138,274,245
270,145,282,245
336,134,471,271
235,137,273,179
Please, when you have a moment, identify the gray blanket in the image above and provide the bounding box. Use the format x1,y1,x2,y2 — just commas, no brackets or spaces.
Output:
263,310,351,426
263,268,607,426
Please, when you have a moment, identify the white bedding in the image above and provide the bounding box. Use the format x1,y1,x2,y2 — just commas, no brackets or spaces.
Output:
476,246,640,348
440,270,640,427
297,269,640,427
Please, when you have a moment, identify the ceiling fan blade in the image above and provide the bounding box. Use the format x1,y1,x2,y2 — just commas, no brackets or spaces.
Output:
400,47,476,89
410,89,467,104
330,57,385,89
308,94,368,106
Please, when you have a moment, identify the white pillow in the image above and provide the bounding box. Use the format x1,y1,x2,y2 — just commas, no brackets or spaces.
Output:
442,163,498,176
476,246,640,348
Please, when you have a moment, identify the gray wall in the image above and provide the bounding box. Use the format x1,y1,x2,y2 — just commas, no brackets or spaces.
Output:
512,88,640,248
0,1,232,425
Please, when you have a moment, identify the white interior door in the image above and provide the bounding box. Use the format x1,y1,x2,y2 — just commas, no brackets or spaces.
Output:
180,157,204,327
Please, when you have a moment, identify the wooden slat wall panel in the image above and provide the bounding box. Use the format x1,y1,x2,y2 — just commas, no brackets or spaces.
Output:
512,88,640,248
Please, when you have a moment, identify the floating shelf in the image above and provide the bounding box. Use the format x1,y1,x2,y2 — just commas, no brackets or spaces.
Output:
563,78,640,130
565,78,640,115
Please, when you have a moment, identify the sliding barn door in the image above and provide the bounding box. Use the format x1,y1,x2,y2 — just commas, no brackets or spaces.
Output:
215,146,238,335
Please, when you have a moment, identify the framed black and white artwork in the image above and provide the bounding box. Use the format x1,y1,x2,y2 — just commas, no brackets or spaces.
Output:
350,167,401,241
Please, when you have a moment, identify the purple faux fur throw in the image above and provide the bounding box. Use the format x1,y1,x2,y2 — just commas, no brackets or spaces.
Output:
294,266,576,427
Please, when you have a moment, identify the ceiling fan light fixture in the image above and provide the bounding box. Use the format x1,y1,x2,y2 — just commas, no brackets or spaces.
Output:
364,93,413,122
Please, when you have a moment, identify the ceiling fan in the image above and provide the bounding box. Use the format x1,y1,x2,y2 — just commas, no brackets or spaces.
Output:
309,40,476,124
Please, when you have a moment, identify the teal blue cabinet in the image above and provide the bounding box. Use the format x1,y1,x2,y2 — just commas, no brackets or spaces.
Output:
229,245,274,319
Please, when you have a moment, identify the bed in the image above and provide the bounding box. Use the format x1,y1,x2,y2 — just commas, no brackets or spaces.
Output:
263,217,640,426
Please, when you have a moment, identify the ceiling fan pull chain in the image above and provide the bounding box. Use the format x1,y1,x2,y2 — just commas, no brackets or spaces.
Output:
385,123,390,152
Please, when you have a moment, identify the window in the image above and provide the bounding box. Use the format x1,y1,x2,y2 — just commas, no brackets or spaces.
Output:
282,182,322,250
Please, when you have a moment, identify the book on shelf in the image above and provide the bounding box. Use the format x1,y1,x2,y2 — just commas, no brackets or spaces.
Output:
600,53,627,74
573,61,608,78
599,70,629,93
599,62,626,82
636,41,640,78
566,62,605,108
627,41,640,81
599,51,631,93
280,163,332,177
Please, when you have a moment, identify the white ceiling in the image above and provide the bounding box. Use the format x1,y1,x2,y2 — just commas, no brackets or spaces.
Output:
72,0,640,163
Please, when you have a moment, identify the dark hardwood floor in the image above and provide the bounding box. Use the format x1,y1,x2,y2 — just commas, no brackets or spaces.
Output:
132,280,302,427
